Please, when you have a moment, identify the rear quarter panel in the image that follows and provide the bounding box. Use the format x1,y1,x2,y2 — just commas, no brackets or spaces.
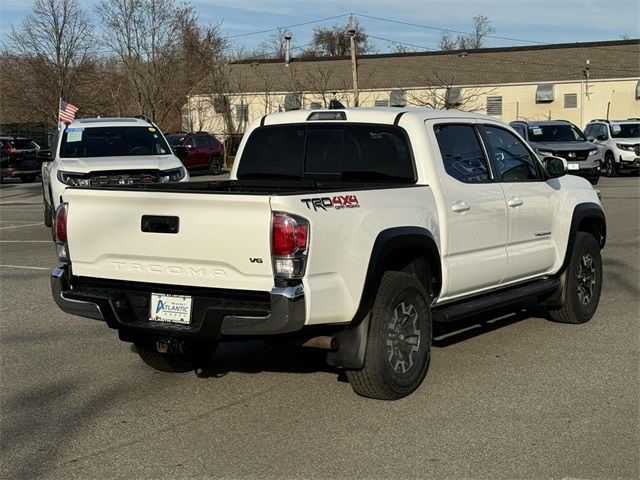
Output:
271,186,439,325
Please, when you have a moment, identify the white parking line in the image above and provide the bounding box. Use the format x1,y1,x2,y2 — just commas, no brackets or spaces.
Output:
0,222,43,230
0,220,40,223
0,240,51,243
0,264,49,271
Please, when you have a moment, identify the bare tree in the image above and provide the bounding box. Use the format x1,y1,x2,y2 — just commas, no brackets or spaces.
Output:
96,0,226,129
302,19,373,57
4,0,96,125
254,28,289,60
439,15,495,51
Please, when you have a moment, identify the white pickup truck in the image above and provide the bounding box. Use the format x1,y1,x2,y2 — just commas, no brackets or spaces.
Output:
51,108,606,400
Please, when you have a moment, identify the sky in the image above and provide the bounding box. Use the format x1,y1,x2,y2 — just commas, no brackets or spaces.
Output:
1,0,639,54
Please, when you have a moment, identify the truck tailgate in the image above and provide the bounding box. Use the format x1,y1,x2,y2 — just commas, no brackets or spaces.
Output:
64,189,274,291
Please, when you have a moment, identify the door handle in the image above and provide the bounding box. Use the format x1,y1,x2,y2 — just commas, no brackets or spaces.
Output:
451,201,471,213
507,197,523,208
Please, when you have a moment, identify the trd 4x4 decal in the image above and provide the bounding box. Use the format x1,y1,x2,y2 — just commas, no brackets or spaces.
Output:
301,195,360,211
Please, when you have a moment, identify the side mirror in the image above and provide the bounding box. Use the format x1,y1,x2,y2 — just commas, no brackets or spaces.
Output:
172,145,188,158
596,134,608,141
543,156,566,179
37,150,52,162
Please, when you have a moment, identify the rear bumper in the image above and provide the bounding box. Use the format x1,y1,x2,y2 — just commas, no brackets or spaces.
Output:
51,266,306,339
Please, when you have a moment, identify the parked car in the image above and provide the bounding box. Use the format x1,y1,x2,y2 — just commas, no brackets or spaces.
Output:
584,118,640,177
0,136,42,183
510,120,601,184
42,117,188,228
165,131,224,175
50,108,605,400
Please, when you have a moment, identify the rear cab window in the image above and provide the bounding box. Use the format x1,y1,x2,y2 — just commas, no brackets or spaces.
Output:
237,123,416,182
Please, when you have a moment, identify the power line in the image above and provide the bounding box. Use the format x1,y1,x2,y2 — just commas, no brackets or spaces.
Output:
367,35,433,52
355,12,640,54
356,13,544,46
225,13,350,39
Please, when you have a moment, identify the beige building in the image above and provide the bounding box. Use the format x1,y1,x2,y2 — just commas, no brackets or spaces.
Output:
186,39,640,137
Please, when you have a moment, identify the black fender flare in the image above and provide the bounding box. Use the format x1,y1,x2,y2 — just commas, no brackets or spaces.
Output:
327,227,441,369
543,202,606,308
561,202,606,271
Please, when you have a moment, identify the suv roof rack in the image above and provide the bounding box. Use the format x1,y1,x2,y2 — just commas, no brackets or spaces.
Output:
133,114,153,124
589,119,610,123
627,118,640,121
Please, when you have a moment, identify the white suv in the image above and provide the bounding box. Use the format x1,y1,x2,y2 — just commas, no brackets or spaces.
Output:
42,117,189,227
584,119,640,177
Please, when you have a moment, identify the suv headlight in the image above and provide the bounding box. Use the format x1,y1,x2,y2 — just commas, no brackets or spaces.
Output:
536,149,554,157
159,167,186,183
588,149,599,156
616,143,634,151
57,171,91,186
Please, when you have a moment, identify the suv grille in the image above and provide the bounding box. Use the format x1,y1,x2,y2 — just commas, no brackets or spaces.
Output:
88,171,161,186
635,144,640,156
555,150,589,162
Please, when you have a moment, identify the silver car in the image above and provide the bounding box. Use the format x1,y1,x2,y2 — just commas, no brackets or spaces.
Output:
584,119,640,177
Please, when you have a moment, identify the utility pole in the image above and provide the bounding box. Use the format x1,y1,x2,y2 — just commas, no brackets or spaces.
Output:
582,59,591,98
348,15,359,107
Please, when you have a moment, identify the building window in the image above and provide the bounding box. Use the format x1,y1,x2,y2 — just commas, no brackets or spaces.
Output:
236,104,248,123
486,96,502,116
564,93,578,109
536,84,555,103
375,100,388,107
213,95,229,113
390,90,406,107
446,87,463,107
284,93,301,111
309,102,322,109
636,80,640,100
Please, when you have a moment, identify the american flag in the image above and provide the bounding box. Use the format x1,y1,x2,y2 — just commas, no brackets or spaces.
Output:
58,99,78,123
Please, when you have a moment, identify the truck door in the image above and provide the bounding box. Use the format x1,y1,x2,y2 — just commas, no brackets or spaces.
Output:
429,122,509,298
478,124,556,282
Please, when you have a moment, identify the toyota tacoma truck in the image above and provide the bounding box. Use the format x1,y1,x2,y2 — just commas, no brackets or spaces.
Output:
50,108,606,400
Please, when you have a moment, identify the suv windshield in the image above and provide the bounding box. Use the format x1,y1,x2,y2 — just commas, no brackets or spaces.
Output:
527,124,586,142
610,123,640,139
60,126,171,158
237,123,415,182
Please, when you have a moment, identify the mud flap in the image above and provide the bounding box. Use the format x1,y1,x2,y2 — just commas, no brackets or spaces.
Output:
326,314,370,369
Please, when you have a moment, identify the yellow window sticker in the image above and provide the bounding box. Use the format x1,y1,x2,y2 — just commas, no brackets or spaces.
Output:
148,127,156,132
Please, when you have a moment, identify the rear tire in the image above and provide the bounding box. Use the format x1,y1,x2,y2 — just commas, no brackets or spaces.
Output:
135,341,217,373
347,271,432,400
549,232,602,324
208,154,223,176
604,153,617,177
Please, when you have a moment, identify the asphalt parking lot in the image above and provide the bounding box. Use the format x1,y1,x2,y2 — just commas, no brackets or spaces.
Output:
1,174,638,479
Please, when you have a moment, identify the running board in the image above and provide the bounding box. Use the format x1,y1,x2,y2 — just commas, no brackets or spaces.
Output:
432,277,560,323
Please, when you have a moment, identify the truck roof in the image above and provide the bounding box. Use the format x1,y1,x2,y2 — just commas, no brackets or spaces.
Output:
262,107,492,126
66,117,154,129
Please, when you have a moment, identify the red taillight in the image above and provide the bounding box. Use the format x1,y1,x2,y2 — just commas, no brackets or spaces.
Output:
271,212,309,279
272,213,309,255
272,213,295,255
55,204,68,242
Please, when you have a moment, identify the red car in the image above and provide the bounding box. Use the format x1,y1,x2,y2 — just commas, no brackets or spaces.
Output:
166,132,224,175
